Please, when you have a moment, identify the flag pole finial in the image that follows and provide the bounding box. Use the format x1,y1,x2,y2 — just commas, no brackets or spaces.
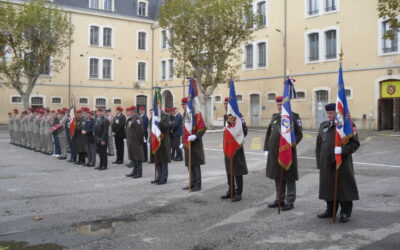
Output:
339,47,344,64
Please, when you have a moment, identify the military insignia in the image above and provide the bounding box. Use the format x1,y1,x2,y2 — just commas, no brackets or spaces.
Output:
115,119,119,124
323,128,328,132
226,114,236,127
297,119,302,127
136,119,141,124
387,85,396,96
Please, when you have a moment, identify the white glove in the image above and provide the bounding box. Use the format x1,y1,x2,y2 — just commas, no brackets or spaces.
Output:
144,138,147,143
264,151,268,159
153,116,160,123
334,147,342,154
188,135,197,142
179,144,183,149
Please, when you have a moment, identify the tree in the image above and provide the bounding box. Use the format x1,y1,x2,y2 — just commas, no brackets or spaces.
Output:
0,0,73,109
158,0,258,125
377,0,400,39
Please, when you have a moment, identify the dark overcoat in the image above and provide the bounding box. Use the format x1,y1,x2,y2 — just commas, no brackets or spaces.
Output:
73,117,86,153
94,116,109,144
126,114,145,162
263,112,303,181
316,121,360,201
84,118,95,144
224,114,248,176
112,114,126,139
183,111,206,167
152,112,171,164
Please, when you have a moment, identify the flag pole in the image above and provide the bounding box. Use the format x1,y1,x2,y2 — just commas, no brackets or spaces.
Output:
188,141,192,192
332,47,344,223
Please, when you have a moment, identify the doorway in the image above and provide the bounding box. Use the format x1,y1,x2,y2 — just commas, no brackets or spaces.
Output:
162,90,173,109
250,94,260,126
315,90,329,127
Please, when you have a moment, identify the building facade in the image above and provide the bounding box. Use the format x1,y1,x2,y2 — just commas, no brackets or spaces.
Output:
1,0,399,130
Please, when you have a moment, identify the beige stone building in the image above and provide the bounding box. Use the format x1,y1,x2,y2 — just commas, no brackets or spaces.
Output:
1,0,400,130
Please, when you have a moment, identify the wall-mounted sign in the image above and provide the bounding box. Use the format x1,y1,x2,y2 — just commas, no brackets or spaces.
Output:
381,81,400,98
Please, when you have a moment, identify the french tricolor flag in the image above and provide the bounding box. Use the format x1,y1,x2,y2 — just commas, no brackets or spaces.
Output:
223,80,244,159
151,87,162,154
278,78,297,170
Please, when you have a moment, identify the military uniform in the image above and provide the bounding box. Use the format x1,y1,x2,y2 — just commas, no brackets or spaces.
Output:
14,114,21,145
33,113,41,151
151,112,171,185
94,114,109,170
58,113,68,160
112,111,126,164
171,111,183,161
8,114,13,144
84,116,96,167
46,114,55,155
106,113,115,156
264,112,303,209
139,110,149,162
27,112,34,149
74,115,87,164
126,111,145,178
39,114,46,152
20,113,27,147
316,120,360,221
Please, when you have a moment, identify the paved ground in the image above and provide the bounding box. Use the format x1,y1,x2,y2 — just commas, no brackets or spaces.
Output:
0,128,399,250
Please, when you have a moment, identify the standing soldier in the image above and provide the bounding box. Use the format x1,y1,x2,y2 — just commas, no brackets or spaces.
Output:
264,96,303,211
181,97,207,192
73,110,87,165
221,97,248,202
58,109,68,160
125,106,145,178
151,108,171,185
316,103,360,223
105,109,115,156
8,112,13,143
46,109,55,156
171,107,183,161
39,109,46,153
27,108,34,150
14,110,21,146
33,110,41,152
139,106,149,162
112,107,126,165
83,110,96,167
20,111,27,147
94,108,109,170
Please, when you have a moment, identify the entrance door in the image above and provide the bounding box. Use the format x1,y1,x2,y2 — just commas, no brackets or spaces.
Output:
162,90,173,109
378,98,394,130
315,90,328,127
250,94,260,126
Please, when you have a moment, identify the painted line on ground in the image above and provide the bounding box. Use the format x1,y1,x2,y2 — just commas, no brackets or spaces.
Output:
204,147,400,169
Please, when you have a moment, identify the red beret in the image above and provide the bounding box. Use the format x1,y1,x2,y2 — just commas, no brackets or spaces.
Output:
87,111,94,115
51,110,56,113
45,108,50,112
97,108,104,112
181,97,188,104
224,97,229,103
276,96,283,103
172,107,177,111
13,109,18,113
116,107,123,112
39,110,45,114
59,110,65,115
165,108,170,112
139,106,145,111
63,108,70,112
77,109,83,114
22,111,28,114
8,112,11,115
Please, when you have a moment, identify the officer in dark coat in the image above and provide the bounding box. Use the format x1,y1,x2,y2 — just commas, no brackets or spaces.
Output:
181,97,207,192
139,106,149,162
171,107,183,161
316,103,360,223
264,96,303,211
112,107,126,164
126,106,145,178
151,109,171,185
221,97,248,202
94,108,109,170
73,110,87,165
83,111,96,167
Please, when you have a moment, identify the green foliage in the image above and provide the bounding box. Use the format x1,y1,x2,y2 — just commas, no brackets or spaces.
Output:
0,0,73,108
158,0,258,97
377,0,400,39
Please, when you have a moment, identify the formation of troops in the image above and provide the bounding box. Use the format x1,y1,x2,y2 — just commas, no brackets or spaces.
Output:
7,96,359,223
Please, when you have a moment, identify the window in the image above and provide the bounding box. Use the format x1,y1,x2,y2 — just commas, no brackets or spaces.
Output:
244,6,253,29
113,98,122,105
136,95,147,111
168,59,174,79
161,60,166,80
345,89,351,98
11,96,22,104
267,93,276,101
102,59,112,79
31,97,44,105
258,42,266,67
40,57,51,75
382,20,398,53
138,62,146,81
89,0,99,9
90,26,99,46
316,90,328,101
161,30,168,49
308,0,319,15
308,33,319,61
138,32,146,50
214,96,221,103
90,58,99,78
296,91,306,100
52,97,61,104
103,27,112,47
138,1,147,16
236,95,243,102
257,1,266,28
325,0,336,12
103,0,113,11
95,98,106,108
245,44,253,69
325,30,336,59
79,97,88,104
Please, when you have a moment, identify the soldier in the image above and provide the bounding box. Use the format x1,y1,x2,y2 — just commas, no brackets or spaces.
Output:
13,110,21,146
50,110,60,156
316,103,360,223
73,110,87,165
20,111,27,147
125,106,145,178
105,109,115,157
33,110,41,151
181,97,207,192
171,107,183,161
39,109,46,153
58,109,68,160
8,112,13,143
82,110,96,167
27,108,34,149
221,97,248,202
112,107,126,164
65,108,76,163
264,96,303,211
94,108,109,170
139,106,149,162
151,108,171,185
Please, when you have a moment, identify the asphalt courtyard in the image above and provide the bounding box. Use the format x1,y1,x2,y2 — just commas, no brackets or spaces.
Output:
0,128,399,250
